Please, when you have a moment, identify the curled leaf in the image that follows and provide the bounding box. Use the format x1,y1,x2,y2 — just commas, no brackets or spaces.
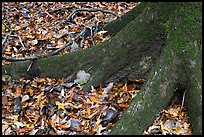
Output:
22,95,30,102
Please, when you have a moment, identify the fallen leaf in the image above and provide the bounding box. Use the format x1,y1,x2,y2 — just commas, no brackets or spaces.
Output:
89,96,103,104
14,26,22,31
173,126,182,132
31,39,38,46
55,101,65,110
22,95,30,102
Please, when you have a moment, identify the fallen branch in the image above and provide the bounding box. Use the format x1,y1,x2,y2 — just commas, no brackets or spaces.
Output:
2,28,87,62
2,8,117,62
47,6,74,13
56,8,119,26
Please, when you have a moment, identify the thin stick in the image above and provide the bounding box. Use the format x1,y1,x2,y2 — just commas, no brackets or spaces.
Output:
57,8,119,26
47,6,74,13
18,35,26,49
2,22,12,32
2,31,12,45
90,25,95,47
180,91,186,112
45,11,55,19
2,34,26,49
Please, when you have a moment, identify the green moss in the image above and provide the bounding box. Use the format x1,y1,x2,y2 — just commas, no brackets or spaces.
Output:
163,2,202,135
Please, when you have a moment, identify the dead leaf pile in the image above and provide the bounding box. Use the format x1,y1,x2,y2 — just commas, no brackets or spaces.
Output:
143,100,192,135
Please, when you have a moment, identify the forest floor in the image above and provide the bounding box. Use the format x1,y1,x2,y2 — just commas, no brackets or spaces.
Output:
2,2,192,135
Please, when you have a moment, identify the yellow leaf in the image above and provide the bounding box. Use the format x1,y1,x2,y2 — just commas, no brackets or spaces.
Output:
161,125,169,131
66,37,73,41
14,26,21,31
123,83,128,92
89,96,103,104
36,17,43,24
16,85,22,96
6,45,12,51
55,101,65,110
40,98,47,104
133,90,140,93
168,108,178,117
4,51,12,55
2,23,6,32
173,126,182,132
99,84,103,94
46,33,53,39
160,121,169,131
184,123,191,128
35,92,44,105
128,78,145,83
25,88,34,96
26,35,35,39
36,78,46,83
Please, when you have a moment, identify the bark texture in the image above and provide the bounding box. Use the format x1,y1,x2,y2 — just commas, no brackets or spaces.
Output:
2,2,202,135
110,2,202,135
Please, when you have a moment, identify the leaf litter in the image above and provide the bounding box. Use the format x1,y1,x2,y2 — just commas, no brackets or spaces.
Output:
2,72,192,135
143,95,192,135
2,73,144,135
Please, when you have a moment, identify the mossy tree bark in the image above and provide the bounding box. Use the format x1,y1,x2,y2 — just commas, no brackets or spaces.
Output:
2,2,202,135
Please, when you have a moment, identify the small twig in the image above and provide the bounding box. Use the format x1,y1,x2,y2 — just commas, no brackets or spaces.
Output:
44,11,55,19
2,31,12,45
87,66,93,72
2,55,38,61
89,26,95,47
2,22,11,31
180,91,186,112
27,60,34,72
5,18,14,32
13,7,19,12
57,8,119,26
17,35,26,49
2,34,26,50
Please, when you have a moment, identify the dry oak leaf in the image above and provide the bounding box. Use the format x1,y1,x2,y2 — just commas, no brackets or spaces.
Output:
89,96,103,104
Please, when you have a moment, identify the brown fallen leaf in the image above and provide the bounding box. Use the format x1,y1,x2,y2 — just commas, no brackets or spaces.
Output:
89,96,103,104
